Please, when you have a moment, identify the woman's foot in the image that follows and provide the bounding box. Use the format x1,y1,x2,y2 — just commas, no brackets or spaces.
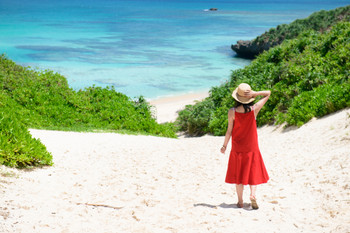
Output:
250,196,259,210
237,201,243,208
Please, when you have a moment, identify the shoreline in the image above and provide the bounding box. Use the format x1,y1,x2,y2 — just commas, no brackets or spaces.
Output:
149,90,210,123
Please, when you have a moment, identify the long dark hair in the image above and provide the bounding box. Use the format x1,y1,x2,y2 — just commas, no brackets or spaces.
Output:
235,101,254,113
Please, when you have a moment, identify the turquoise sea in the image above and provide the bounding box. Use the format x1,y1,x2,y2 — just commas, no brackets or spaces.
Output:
1,0,349,98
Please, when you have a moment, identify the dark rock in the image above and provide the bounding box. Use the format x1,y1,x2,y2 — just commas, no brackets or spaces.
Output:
231,40,280,59
231,40,278,59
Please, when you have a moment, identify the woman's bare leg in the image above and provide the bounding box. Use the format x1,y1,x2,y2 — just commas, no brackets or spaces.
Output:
249,185,259,209
235,184,244,207
249,185,257,199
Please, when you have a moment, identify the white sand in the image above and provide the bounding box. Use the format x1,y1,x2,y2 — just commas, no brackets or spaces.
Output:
1,100,350,232
150,91,209,123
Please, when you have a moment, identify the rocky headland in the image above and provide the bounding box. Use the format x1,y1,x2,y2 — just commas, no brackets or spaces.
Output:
231,40,278,59
231,5,350,59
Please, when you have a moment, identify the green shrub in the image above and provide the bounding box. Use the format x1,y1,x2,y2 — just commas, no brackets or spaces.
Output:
176,98,215,136
285,81,350,126
0,114,53,168
0,92,52,167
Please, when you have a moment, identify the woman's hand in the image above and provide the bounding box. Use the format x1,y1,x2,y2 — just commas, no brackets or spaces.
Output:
244,89,256,98
220,146,226,154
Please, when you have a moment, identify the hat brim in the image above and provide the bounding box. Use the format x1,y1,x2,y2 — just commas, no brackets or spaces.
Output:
232,88,255,104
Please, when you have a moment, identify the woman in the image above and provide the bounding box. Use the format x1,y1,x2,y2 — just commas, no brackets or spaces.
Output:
220,83,271,209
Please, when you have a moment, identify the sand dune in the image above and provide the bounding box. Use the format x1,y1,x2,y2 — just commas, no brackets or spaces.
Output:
1,107,349,232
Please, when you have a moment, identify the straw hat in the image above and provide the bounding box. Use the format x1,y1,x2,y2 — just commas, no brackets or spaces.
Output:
232,83,255,104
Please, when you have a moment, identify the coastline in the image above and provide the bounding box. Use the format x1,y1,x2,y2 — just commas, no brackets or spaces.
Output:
149,90,210,123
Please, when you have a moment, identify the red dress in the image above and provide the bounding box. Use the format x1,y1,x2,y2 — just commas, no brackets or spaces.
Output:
225,108,269,185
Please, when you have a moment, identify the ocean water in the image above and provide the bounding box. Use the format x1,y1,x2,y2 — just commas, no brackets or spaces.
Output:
1,0,349,99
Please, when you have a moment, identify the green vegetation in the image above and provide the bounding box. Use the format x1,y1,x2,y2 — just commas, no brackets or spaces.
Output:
0,107,53,168
0,55,176,168
254,5,350,47
177,21,350,136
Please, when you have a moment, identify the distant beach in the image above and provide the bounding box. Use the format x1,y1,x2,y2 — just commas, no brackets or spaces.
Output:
150,91,209,123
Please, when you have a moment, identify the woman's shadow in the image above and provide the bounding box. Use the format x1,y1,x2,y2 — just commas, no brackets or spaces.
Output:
194,202,253,210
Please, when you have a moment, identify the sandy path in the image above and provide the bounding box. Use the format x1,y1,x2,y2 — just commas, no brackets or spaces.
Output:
1,109,349,233
149,91,209,123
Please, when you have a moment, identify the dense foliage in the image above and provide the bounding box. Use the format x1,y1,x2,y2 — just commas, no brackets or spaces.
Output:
177,21,350,136
0,92,53,167
254,5,350,48
0,56,176,167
